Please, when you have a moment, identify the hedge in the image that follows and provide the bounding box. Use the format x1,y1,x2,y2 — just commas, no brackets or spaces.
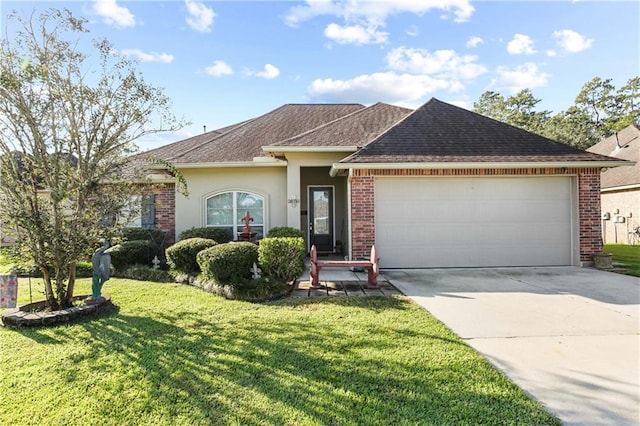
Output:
258,237,305,282
267,227,304,238
120,227,166,245
165,238,218,275
106,240,159,269
197,242,258,286
179,227,233,243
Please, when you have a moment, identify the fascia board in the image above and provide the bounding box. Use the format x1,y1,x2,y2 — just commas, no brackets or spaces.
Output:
329,160,634,177
147,161,288,170
601,183,640,192
262,146,357,153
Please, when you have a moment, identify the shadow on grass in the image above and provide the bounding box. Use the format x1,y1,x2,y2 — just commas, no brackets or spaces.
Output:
11,296,559,425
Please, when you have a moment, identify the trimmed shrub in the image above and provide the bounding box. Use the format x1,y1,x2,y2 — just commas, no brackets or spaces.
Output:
75,261,93,278
197,242,258,286
258,237,305,282
179,227,232,244
165,238,218,275
119,227,166,251
114,265,173,282
267,226,304,238
106,240,158,269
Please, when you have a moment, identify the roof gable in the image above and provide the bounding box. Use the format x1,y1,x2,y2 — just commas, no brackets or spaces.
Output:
341,98,622,164
587,125,640,188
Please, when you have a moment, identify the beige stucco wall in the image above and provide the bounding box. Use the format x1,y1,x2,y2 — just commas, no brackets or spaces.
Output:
283,151,353,231
174,166,287,240
600,188,640,244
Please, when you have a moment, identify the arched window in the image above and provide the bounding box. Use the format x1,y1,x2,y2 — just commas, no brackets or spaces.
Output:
206,191,264,240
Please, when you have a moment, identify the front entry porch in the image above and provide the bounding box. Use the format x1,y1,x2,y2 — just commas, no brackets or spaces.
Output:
298,166,348,255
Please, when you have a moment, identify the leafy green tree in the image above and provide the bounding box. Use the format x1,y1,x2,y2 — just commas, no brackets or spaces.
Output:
541,107,595,150
574,76,616,140
474,76,639,149
505,89,550,134
609,76,640,131
473,91,508,123
473,89,549,134
0,9,185,308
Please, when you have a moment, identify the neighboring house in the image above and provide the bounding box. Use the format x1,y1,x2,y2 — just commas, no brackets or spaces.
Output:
140,98,630,268
587,125,640,244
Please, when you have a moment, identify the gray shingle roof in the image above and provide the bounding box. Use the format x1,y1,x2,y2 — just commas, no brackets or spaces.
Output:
268,102,412,149
341,98,623,164
587,125,640,188
167,104,364,163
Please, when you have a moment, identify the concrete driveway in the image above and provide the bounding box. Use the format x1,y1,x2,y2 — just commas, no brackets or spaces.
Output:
383,267,639,426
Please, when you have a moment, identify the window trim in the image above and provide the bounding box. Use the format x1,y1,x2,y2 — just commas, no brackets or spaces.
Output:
204,190,266,240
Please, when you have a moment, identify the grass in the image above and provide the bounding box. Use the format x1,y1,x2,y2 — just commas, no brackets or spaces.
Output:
0,278,560,425
604,244,640,277
0,249,14,273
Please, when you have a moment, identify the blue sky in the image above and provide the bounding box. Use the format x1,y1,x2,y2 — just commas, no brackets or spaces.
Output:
2,1,639,151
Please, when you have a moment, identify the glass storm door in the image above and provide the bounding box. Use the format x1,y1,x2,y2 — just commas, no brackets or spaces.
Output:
309,187,334,252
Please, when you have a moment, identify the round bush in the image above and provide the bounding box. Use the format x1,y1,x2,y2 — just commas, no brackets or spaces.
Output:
258,237,305,282
267,226,304,238
197,242,258,286
179,227,232,243
106,240,158,269
165,238,218,274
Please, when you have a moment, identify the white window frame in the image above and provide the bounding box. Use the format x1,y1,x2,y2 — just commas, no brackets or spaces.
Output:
205,190,265,240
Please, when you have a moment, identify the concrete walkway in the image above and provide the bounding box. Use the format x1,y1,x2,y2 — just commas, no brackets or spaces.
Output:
294,265,402,297
384,267,640,426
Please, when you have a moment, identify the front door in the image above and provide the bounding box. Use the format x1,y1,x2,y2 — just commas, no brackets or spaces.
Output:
309,186,334,252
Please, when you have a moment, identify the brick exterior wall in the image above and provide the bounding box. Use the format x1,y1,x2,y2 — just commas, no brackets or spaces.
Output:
151,183,176,246
577,169,602,262
350,175,375,260
350,167,602,265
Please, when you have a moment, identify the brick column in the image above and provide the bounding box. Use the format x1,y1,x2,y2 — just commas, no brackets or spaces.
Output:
153,183,176,246
350,172,375,260
578,169,602,264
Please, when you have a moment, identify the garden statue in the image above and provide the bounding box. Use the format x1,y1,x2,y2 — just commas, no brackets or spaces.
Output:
86,237,111,304
238,210,257,242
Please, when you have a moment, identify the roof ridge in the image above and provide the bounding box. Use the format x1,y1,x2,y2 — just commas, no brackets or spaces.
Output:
271,102,393,146
341,98,434,160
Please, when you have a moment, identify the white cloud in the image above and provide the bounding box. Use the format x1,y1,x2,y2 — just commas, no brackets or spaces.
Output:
507,34,536,55
121,49,174,63
406,25,420,37
247,64,280,80
546,49,557,57
553,29,594,53
489,62,550,94
308,72,453,105
92,0,135,28
285,0,474,45
386,47,487,80
324,22,389,45
466,36,483,49
185,0,215,33
204,60,233,77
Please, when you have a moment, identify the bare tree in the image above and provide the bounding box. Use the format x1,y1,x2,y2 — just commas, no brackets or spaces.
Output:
0,9,186,308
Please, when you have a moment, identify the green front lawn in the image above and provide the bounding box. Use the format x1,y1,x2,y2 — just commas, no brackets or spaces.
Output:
0,278,560,425
604,244,640,277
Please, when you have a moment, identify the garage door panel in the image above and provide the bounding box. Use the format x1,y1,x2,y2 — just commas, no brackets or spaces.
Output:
375,177,573,268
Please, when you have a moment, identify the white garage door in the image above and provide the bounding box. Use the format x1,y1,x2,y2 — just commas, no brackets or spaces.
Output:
375,176,574,268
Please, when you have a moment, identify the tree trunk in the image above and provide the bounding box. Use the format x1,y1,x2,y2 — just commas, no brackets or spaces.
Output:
41,267,58,310
65,263,77,307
